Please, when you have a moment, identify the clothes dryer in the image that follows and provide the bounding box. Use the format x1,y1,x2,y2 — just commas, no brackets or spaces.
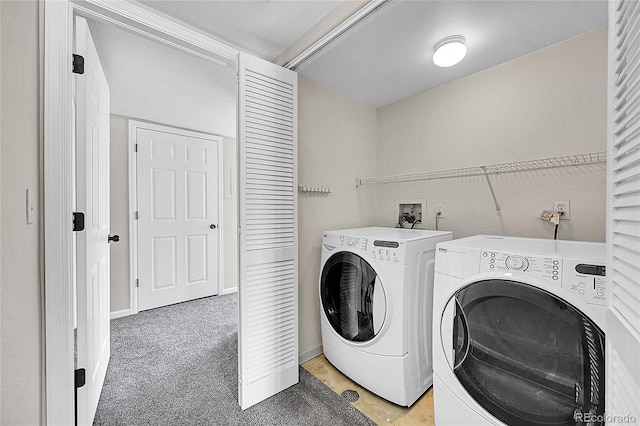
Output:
432,235,606,425
320,227,452,406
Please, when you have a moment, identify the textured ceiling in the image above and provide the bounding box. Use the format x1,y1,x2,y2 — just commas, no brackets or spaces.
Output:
138,0,342,60
298,0,608,107
92,1,608,110
89,20,237,136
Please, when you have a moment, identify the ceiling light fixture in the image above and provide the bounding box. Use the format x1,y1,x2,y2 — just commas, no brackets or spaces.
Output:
433,35,467,68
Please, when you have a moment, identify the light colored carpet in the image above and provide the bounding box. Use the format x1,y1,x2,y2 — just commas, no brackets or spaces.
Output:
93,294,374,425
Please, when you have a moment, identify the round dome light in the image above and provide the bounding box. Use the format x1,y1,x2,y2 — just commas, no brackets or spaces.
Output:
433,36,467,68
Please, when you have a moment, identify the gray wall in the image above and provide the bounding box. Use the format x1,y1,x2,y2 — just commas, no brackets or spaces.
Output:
222,135,238,292
109,115,131,312
375,28,607,242
0,0,3,420
0,1,42,423
0,0,3,416
297,75,378,359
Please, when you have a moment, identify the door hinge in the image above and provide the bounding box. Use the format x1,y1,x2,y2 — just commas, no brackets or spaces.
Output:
74,368,86,389
135,211,139,220
134,143,138,152
73,212,85,232
136,278,139,288
74,368,86,426
72,54,84,74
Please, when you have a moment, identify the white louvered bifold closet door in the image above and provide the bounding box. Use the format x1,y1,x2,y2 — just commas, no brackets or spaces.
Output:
237,52,298,410
607,1,640,423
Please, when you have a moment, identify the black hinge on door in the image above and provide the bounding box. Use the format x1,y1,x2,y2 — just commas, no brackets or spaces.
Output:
72,54,84,74
136,279,139,288
74,368,86,426
134,143,138,152
75,368,86,388
73,212,85,232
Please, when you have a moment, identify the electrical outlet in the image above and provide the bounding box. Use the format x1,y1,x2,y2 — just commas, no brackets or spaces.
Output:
436,204,444,218
553,200,570,220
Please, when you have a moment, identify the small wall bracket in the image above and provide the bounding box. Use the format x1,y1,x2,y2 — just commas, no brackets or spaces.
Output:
298,185,331,195
481,166,501,215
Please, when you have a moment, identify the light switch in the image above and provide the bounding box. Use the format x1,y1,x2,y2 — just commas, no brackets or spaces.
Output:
26,189,34,224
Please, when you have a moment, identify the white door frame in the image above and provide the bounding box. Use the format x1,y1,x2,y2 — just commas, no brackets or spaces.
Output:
128,120,225,315
43,1,238,424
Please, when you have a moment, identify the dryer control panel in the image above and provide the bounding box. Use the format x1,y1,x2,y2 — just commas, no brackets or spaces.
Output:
562,259,606,306
479,250,606,306
480,250,562,282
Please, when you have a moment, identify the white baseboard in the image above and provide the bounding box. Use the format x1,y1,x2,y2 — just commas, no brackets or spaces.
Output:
110,309,132,320
221,287,237,295
299,344,323,365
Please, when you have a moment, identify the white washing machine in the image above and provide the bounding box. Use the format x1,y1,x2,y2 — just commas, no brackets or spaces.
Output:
432,235,607,425
319,227,452,406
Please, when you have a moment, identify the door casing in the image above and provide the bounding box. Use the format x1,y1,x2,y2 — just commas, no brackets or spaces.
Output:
43,2,238,424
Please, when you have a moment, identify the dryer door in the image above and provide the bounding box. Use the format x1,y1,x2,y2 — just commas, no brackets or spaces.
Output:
321,252,386,342
443,279,605,426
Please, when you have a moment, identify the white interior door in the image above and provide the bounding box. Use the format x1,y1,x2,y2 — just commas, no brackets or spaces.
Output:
238,52,298,409
607,1,640,422
136,123,222,311
75,16,111,426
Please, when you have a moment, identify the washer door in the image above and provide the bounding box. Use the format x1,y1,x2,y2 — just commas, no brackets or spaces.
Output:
321,252,386,342
443,279,605,425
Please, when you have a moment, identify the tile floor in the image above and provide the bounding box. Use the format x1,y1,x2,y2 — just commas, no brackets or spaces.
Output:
302,354,435,425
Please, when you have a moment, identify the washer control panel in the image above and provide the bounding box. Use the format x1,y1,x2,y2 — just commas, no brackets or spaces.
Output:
480,250,606,306
339,235,369,252
480,250,562,282
323,234,403,264
369,240,401,264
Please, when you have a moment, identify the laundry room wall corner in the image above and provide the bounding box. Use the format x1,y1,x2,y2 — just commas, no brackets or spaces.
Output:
376,28,607,242
297,75,378,362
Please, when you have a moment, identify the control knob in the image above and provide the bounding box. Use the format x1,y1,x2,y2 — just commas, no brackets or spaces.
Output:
506,255,528,271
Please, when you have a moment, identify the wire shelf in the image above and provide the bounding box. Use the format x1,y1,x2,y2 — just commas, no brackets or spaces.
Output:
356,151,607,186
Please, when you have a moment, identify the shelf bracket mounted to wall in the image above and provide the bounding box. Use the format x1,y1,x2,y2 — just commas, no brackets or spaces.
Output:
481,166,501,215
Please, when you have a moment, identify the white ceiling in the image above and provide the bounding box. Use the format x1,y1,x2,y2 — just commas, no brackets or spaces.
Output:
298,0,608,107
90,0,608,117
89,20,237,137
138,0,343,60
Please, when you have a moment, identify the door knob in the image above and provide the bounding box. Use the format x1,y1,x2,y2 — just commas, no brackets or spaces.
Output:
108,234,120,243
210,224,217,230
